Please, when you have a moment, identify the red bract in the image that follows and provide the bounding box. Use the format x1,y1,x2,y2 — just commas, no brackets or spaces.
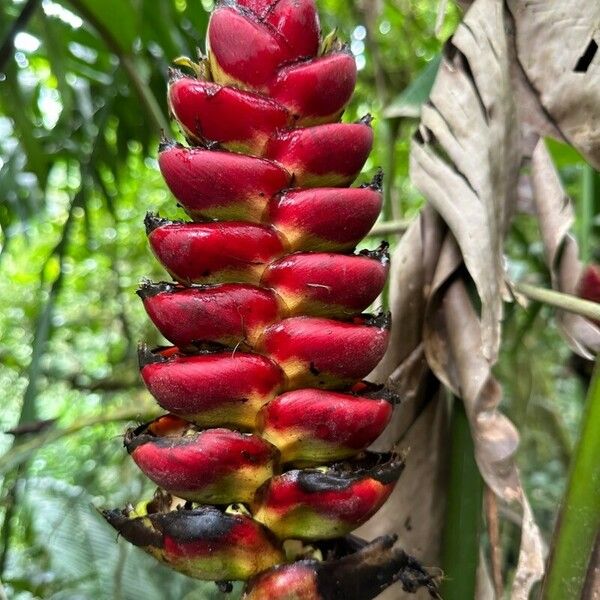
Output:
260,314,391,389
168,75,290,155
125,416,277,503
103,497,284,581
208,2,320,91
252,454,404,540
269,176,383,252
138,281,281,349
266,120,374,187
259,0,320,62
257,388,394,464
158,143,290,222
261,244,389,318
146,214,285,284
246,562,320,599
208,6,286,90
270,52,357,124
139,346,284,430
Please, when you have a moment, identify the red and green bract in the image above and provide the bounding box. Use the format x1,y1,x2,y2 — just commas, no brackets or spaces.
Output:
102,2,437,598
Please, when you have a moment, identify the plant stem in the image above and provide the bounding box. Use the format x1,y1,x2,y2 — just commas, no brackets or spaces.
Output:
120,54,170,134
541,358,600,599
513,282,600,323
440,398,484,600
582,534,600,598
368,219,410,238
67,0,170,134
382,119,401,222
0,404,161,476
0,0,41,71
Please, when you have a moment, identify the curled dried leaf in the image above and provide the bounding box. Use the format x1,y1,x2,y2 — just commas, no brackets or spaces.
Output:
507,0,600,169
529,140,600,358
411,0,520,361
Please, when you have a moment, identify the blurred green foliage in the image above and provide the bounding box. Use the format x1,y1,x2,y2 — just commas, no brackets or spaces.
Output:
0,1,597,598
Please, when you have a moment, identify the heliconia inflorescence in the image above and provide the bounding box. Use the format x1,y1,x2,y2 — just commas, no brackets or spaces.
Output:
102,1,439,598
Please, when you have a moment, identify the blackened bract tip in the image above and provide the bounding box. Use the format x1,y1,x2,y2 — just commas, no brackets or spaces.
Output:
137,280,179,300
144,212,171,235
123,419,173,454
365,311,392,330
359,241,390,264
167,66,185,83
123,425,140,452
376,386,403,406
203,139,223,151
315,534,439,600
344,452,400,481
137,342,167,369
158,135,180,154
102,508,164,549
368,312,392,329
295,452,402,491
151,506,237,542
190,341,233,354
369,454,405,485
102,507,127,527
367,168,384,192
296,470,354,493
357,382,403,406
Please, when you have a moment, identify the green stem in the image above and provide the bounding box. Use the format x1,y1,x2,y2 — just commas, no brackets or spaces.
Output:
513,282,600,323
440,398,484,600
67,0,170,134
368,219,411,238
0,0,41,71
0,404,161,476
582,535,600,597
383,118,401,221
120,54,170,134
541,358,600,599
